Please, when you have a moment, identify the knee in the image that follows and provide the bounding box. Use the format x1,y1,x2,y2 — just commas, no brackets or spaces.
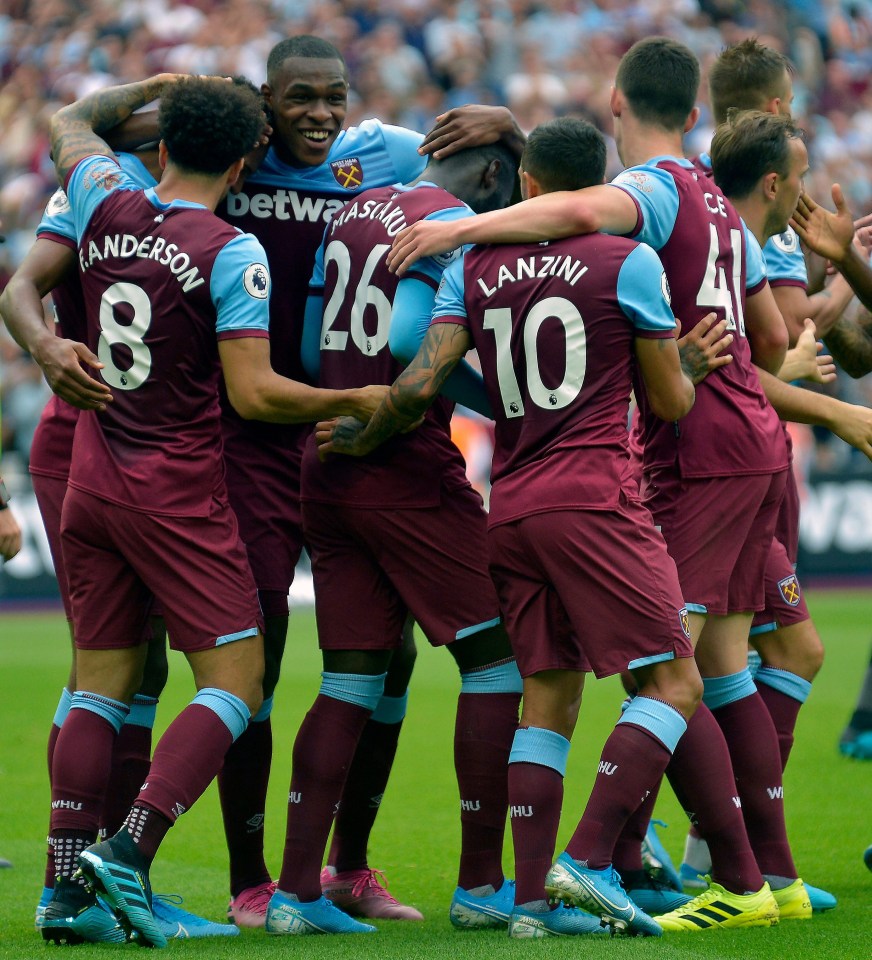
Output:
386,628,418,694
139,628,169,698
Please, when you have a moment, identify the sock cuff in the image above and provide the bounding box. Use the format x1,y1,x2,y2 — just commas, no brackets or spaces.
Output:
702,669,757,711
71,691,130,733
53,688,73,728
747,649,763,679
755,666,812,704
126,694,159,729
509,725,570,776
320,671,386,712
618,695,687,753
460,659,523,694
370,691,408,725
192,688,250,742
251,694,274,723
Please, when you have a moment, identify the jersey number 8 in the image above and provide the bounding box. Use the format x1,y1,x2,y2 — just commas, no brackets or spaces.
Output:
98,282,152,390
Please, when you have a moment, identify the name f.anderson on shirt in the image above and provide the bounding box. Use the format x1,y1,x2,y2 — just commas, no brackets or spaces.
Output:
78,232,205,292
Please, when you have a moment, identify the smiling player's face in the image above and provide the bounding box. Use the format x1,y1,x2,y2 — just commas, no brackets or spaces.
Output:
264,57,348,168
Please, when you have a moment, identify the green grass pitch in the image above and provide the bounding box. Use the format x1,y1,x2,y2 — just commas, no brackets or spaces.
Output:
1,590,870,958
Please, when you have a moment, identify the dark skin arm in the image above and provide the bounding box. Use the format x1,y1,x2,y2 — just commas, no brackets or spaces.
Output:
316,322,471,458
822,307,872,378
0,238,112,410
50,74,180,185
419,104,526,162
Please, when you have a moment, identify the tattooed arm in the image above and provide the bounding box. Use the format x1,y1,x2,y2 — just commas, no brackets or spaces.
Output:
50,74,180,185
317,322,473,458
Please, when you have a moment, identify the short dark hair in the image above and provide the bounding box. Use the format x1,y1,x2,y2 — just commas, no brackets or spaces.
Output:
709,38,792,125
710,110,802,200
615,37,700,131
267,35,346,83
521,118,606,192
159,77,264,176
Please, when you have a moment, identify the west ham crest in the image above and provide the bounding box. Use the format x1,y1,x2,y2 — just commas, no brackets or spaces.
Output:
679,607,691,639
778,575,800,606
331,157,363,190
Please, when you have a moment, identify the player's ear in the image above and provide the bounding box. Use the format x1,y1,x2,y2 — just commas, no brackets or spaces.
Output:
261,81,273,109
683,105,701,134
158,141,169,172
521,170,541,200
610,85,622,118
227,157,245,189
482,158,500,191
762,170,779,202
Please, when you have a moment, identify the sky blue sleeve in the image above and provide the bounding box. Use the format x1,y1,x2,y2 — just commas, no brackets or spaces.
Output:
616,243,677,333
763,228,808,287
211,234,271,335
392,259,491,417
744,223,767,290
431,257,468,323
117,151,158,189
65,155,138,243
380,123,427,183
309,228,328,291
407,205,473,286
301,293,323,381
36,189,77,244
609,165,680,249
389,277,444,363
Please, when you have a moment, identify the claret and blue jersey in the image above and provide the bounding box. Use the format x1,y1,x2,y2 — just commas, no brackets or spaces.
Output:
64,154,271,517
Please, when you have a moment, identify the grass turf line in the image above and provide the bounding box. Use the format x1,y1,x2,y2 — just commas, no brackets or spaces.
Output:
0,590,869,957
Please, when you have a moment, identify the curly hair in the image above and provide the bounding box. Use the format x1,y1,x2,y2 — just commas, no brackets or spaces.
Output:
159,77,264,176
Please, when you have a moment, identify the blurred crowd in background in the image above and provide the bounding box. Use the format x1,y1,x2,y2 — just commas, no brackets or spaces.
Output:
3,0,872,494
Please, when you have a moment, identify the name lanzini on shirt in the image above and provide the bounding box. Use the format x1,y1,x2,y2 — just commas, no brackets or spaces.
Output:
477,254,588,298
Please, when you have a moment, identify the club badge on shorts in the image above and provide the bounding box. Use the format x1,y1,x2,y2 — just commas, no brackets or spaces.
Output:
679,607,691,639
778,574,801,606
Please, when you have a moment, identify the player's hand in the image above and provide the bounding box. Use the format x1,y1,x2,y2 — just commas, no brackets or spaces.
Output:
0,507,22,562
352,384,390,421
419,105,524,161
388,220,460,276
791,185,855,266
33,337,112,411
315,416,370,459
830,401,872,461
677,312,733,384
779,318,836,384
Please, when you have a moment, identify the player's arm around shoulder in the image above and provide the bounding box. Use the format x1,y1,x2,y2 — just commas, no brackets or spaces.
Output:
50,73,182,185
621,243,694,420
0,238,111,410
216,237,386,424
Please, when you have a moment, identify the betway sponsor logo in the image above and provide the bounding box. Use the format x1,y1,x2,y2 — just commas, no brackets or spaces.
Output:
226,190,345,224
